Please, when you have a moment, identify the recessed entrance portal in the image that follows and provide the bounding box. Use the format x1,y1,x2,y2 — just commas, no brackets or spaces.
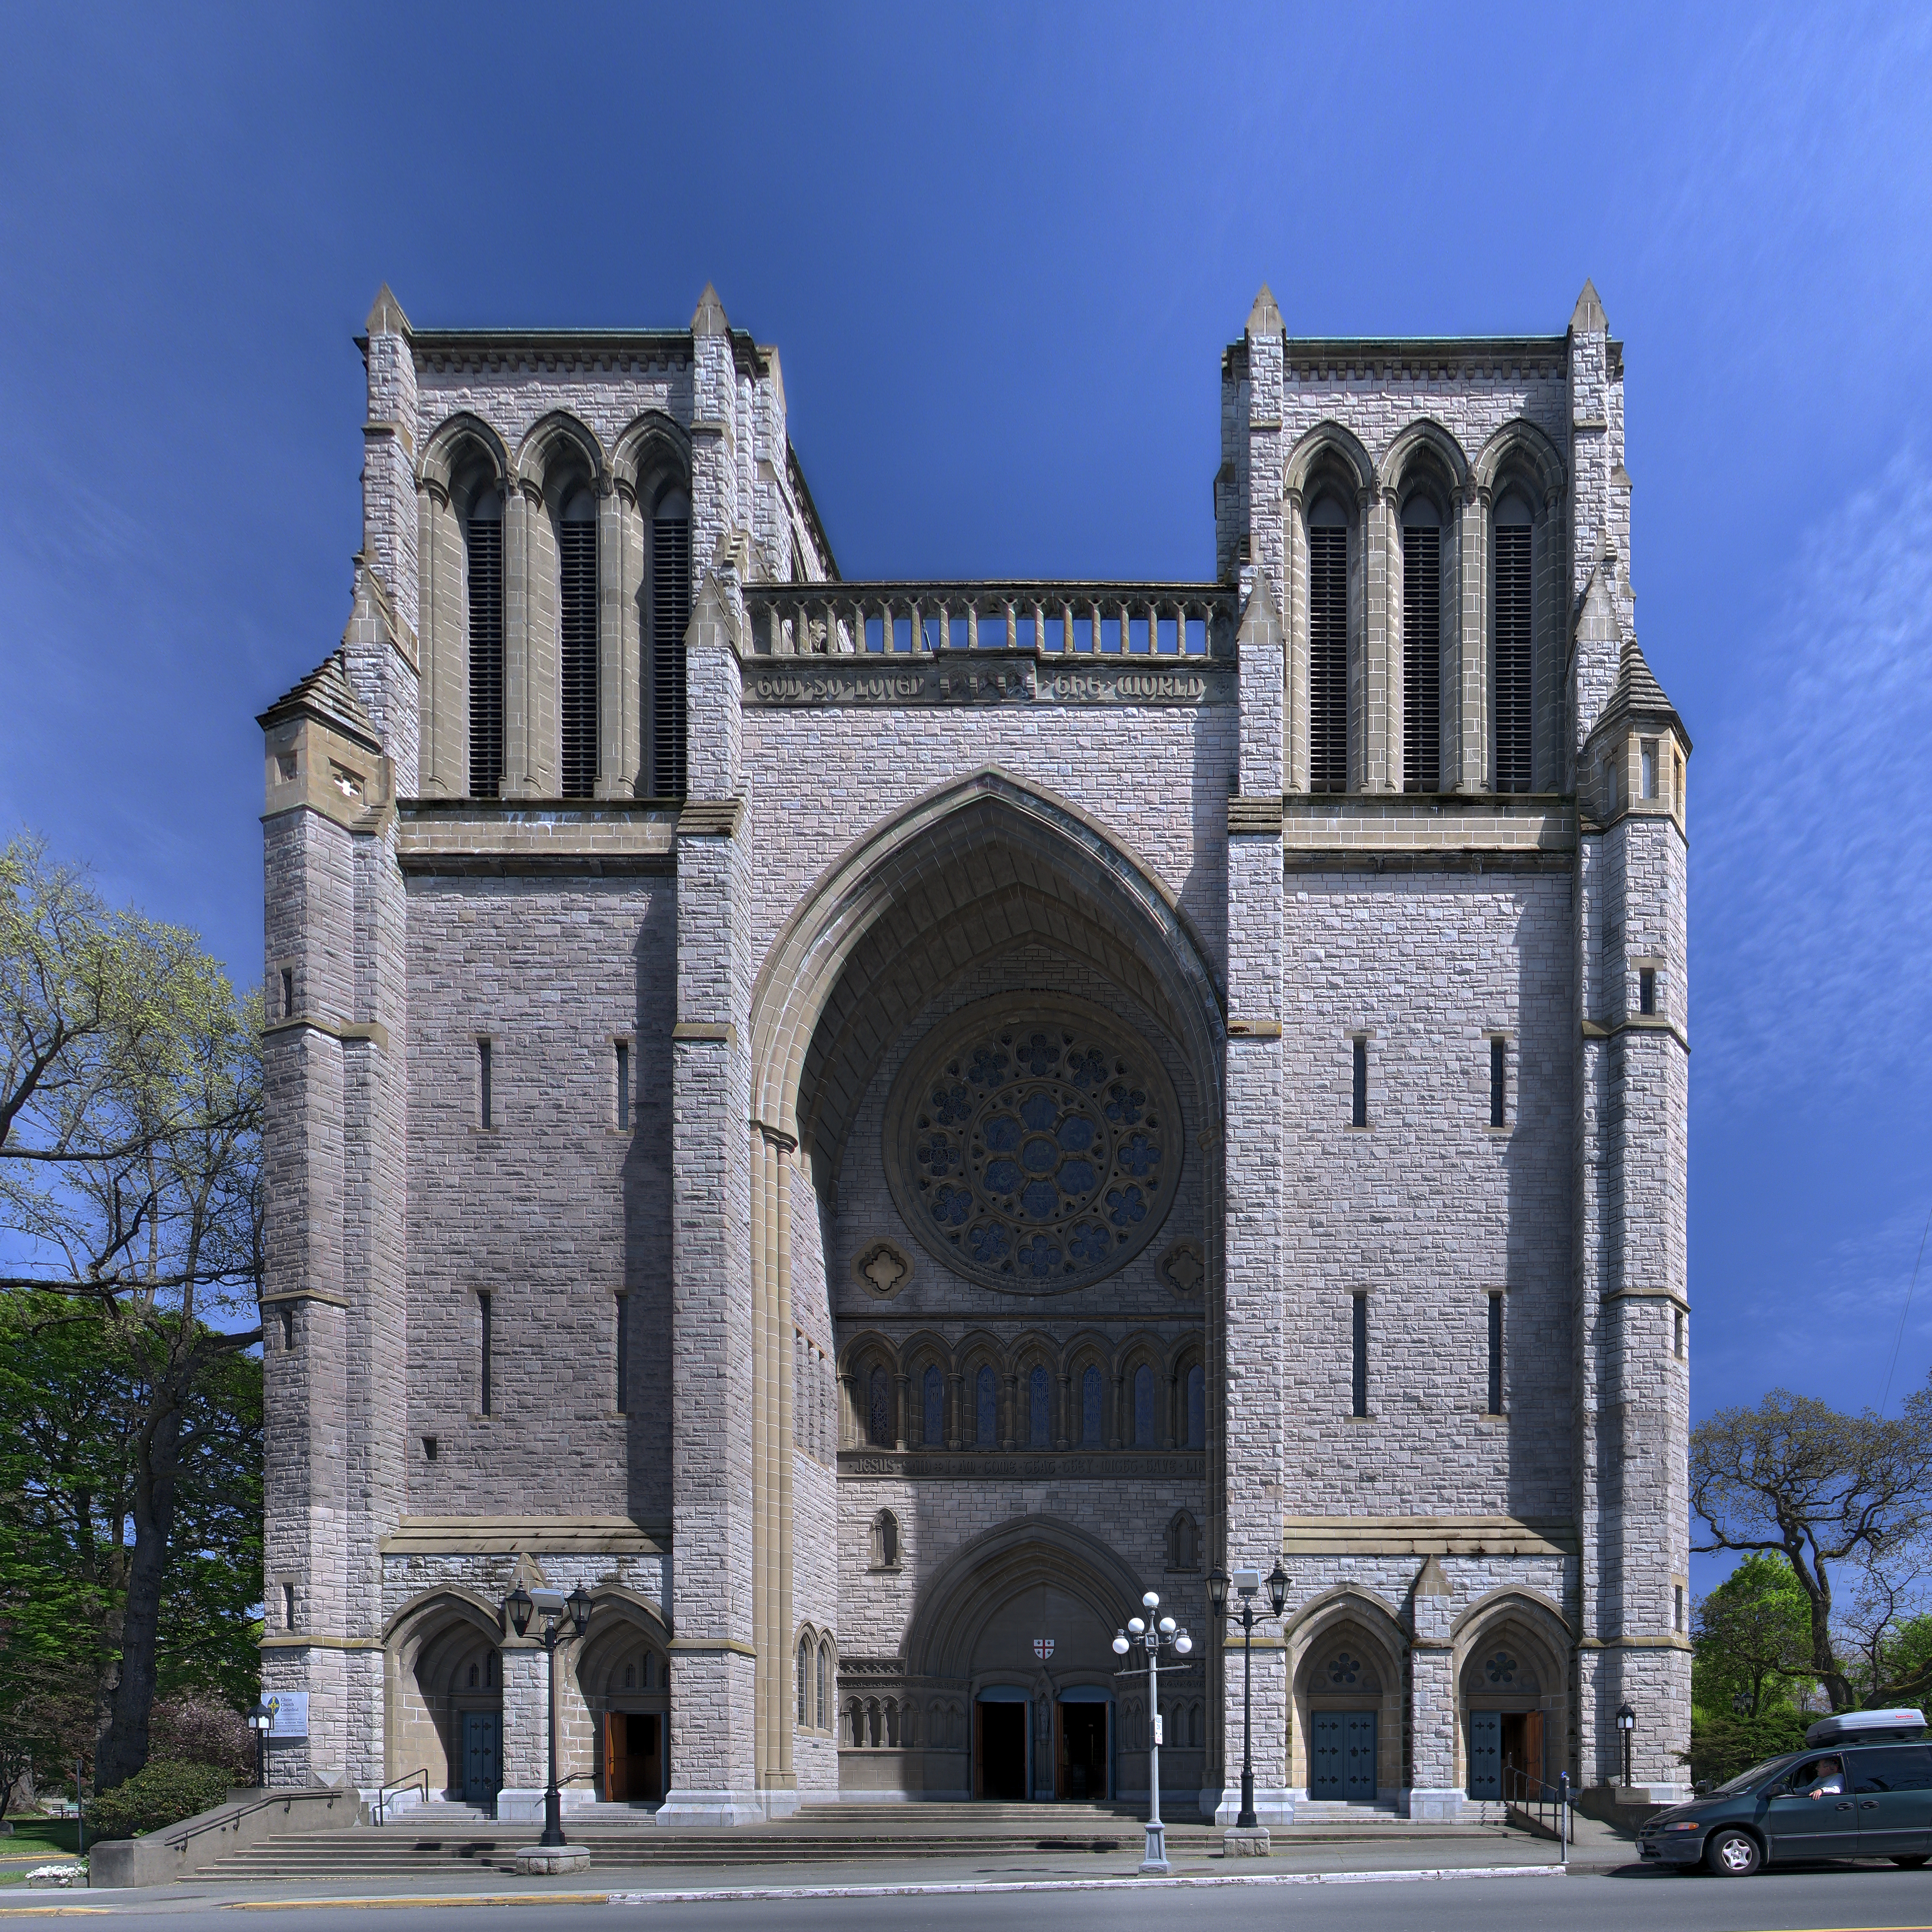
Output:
976,1698,1028,1800
603,1711,662,1801
1058,1698,1109,1800
1310,1710,1376,1801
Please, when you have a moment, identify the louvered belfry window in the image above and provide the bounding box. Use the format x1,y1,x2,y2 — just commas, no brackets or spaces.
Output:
466,493,505,798
559,492,599,799
651,503,692,799
1402,522,1440,792
1494,512,1534,793
1309,520,1349,791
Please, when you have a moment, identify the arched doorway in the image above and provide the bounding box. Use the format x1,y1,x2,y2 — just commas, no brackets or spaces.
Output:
1289,1597,1407,1804
384,1592,504,1806
1456,1600,1568,1802
575,1597,672,1804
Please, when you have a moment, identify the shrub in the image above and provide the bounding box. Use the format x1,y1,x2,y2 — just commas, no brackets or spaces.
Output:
1684,1709,1813,1788
147,1699,256,1786
85,1761,231,1841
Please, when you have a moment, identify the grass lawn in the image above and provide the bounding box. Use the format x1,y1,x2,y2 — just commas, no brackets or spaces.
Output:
0,1817,85,1867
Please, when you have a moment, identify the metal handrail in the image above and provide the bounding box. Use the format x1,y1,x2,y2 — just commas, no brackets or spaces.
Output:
1502,1765,1572,1860
160,1784,356,1852
372,1768,430,1825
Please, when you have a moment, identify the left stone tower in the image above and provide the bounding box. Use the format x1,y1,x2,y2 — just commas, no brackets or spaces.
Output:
257,288,422,1784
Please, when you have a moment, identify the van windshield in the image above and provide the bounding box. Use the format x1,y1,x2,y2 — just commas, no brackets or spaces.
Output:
1714,1754,1795,1795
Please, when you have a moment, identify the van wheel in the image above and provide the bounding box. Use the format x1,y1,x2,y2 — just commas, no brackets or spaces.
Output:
1706,1829,1762,1877
1893,1855,1929,1868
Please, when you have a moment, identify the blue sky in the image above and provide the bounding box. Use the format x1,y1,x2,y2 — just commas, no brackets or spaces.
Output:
4,4,1930,1547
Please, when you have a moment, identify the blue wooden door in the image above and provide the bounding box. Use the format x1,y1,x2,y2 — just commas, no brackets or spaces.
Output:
462,1710,501,1802
1310,1712,1345,1797
1468,1710,1501,1799
1342,1711,1377,1799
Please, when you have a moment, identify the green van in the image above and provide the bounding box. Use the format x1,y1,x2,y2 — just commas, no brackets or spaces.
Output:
1638,1709,1932,1876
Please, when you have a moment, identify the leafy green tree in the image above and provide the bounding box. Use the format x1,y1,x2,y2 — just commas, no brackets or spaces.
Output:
0,834,262,1790
1692,1553,1813,1718
1692,1387,1932,1711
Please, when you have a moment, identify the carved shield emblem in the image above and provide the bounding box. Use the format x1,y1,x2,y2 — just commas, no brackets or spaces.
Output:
1033,1638,1055,1660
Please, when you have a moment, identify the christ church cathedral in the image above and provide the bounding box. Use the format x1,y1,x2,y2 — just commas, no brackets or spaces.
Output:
257,279,1690,1825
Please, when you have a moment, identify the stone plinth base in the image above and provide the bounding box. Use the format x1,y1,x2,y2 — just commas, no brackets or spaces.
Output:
1616,1784,1688,1806
655,1787,766,1827
1223,1827,1271,1857
513,1846,590,1876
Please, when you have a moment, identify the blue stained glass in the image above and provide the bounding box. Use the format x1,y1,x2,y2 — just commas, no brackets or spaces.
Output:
1117,1133,1159,1179
1020,1135,1058,1173
1020,1180,1060,1220
1017,1235,1059,1276
1106,1185,1146,1227
1133,1364,1156,1447
930,1184,972,1227
1068,1222,1110,1264
968,1046,1010,1086
923,1366,945,1445
984,1158,1020,1194
975,1366,998,1445
1058,1160,1096,1195
932,1082,973,1125
1056,1114,1095,1151
1018,1034,1059,1076
1081,1366,1104,1446
968,1221,1010,1264
917,1133,956,1176
1186,1364,1205,1448
1104,1083,1146,1125
1066,1048,1108,1090
982,1114,1020,1152
1029,1366,1051,1445
1019,1089,1057,1131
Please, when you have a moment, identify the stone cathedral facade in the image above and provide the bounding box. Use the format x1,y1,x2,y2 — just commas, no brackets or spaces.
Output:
257,279,1691,1825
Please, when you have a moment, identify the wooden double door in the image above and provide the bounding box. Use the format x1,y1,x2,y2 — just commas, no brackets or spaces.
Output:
1468,1709,1544,1799
1310,1710,1377,1800
603,1711,662,1801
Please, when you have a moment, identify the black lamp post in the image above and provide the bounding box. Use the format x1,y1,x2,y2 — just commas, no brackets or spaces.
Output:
507,1583,594,1847
248,1702,274,1789
1616,1702,1636,1789
1208,1558,1290,1831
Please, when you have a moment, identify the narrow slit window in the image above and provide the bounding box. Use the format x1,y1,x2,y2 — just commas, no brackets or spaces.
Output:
1493,497,1533,793
1640,737,1659,801
280,967,294,1018
616,1041,631,1129
1490,1037,1507,1128
1674,1308,1687,1359
1401,508,1440,793
651,494,692,799
1639,968,1657,1016
1351,1295,1369,1417
1351,1037,1368,1128
422,1434,438,1462
479,1039,493,1128
1675,1583,1686,1633
478,1292,493,1416
1488,1294,1504,1415
615,1294,629,1415
1309,508,1349,792
282,1581,296,1629
466,490,505,798
559,490,599,799
280,1305,294,1351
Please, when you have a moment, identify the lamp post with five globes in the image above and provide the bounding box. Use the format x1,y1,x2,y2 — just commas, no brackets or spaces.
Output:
1207,1558,1290,1829
1114,1590,1193,1875
506,1583,594,1848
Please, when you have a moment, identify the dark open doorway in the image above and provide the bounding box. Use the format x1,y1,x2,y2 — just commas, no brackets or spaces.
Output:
1059,1701,1107,1799
976,1701,1027,1800
1500,1711,1544,1795
604,1711,662,1801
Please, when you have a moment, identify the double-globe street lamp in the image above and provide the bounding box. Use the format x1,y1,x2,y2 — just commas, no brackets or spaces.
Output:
1113,1590,1193,1876
1207,1558,1290,1830
506,1584,593,1849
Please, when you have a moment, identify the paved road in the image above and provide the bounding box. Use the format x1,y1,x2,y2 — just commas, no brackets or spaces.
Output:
9,1866,1932,1931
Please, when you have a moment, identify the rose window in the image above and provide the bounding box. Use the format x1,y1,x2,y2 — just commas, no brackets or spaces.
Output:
886,998,1182,1294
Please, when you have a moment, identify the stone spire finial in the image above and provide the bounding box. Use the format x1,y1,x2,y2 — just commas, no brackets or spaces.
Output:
1570,278,1609,334
691,282,729,336
365,284,410,337
1247,284,1284,337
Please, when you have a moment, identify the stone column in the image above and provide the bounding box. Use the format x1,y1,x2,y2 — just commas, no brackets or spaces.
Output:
1404,1558,1461,1816
495,1641,550,1821
1454,481,1490,794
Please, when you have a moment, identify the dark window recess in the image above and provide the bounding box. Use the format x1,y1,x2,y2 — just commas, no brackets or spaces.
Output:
651,512,692,799
1494,523,1533,792
615,1294,629,1414
1309,525,1349,791
559,499,598,798
422,1435,438,1462
282,1582,295,1629
479,1039,493,1128
1351,1037,1368,1128
1402,524,1440,791
1488,1294,1504,1414
1490,1037,1507,1128
280,1305,294,1351
478,1292,493,1416
280,967,294,1018
466,504,505,798
616,1041,631,1129
1351,1296,1369,1417
1639,969,1657,1016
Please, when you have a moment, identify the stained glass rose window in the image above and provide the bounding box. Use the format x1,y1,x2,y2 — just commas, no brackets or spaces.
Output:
885,998,1182,1294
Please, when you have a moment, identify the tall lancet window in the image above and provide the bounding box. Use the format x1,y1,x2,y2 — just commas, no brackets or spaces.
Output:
975,1366,998,1447
1308,498,1349,792
559,488,599,799
651,492,692,799
466,489,505,798
866,1366,891,1448
1401,499,1441,792
1494,493,1534,793
922,1366,945,1446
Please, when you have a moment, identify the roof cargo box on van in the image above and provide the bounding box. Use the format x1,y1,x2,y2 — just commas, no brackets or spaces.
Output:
1805,1708,1928,1746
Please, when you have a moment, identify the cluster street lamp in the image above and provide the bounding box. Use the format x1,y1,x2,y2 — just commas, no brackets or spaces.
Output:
1113,1590,1193,1876
1616,1702,1636,1789
506,1584,594,1848
1207,1559,1290,1830
248,1702,274,1789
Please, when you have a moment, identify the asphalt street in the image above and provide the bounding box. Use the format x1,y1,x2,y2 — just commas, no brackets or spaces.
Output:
9,1867,1932,1931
